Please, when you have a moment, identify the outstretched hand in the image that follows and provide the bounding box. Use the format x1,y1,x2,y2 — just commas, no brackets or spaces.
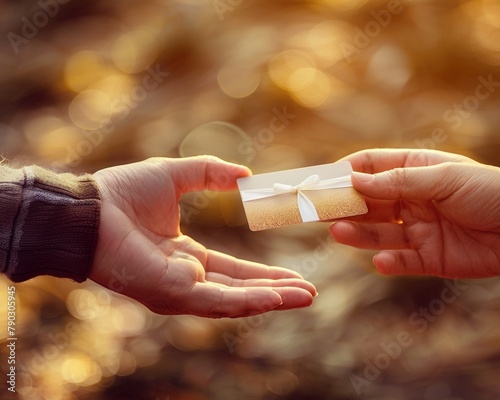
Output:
90,156,316,318
330,149,500,279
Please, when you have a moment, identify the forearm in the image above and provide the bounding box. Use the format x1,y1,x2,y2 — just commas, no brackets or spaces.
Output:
0,165,101,282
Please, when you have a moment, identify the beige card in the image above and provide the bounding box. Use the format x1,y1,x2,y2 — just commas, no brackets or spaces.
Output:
237,161,368,231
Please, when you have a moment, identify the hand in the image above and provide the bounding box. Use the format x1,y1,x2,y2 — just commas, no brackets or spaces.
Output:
90,156,316,318
329,149,500,279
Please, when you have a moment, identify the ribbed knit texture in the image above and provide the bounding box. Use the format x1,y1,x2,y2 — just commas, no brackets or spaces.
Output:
0,165,101,282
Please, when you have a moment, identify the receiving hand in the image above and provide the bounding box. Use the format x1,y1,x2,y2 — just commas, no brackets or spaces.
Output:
91,156,316,318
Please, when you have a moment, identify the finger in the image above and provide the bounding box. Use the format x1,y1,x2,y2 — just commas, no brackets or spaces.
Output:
182,284,314,318
168,155,251,194
206,250,306,280
338,148,474,173
205,273,318,296
271,287,314,311
340,198,401,224
373,250,428,276
339,149,412,173
181,285,286,318
350,163,465,202
330,221,410,250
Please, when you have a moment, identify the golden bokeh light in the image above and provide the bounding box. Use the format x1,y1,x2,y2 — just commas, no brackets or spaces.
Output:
68,90,113,130
366,45,412,92
64,51,109,93
88,74,135,104
111,30,159,74
179,121,252,164
117,351,138,377
22,115,84,160
66,288,111,320
217,62,262,99
479,0,500,28
34,126,82,160
113,302,148,337
462,0,500,65
166,316,216,351
287,20,353,67
99,353,121,377
23,114,64,143
289,68,331,108
61,353,102,386
128,337,162,367
136,119,186,157
269,49,317,91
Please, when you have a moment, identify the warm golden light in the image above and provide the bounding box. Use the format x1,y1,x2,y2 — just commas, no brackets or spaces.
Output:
4,0,500,398
269,50,316,91
61,353,102,386
314,0,369,11
111,30,158,73
64,51,108,92
287,20,353,67
68,90,113,130
217,62,262,99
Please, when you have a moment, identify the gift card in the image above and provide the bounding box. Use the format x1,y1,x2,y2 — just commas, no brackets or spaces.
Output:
237,161,368,231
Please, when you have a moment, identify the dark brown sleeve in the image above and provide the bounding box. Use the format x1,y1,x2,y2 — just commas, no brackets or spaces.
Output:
0,165,101,282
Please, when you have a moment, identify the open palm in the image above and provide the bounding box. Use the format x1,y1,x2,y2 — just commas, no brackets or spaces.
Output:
90,156,316,318
330,149,500,278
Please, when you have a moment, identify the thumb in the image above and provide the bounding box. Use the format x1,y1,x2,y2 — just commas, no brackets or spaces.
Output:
351,162,461,201
169,155,251,194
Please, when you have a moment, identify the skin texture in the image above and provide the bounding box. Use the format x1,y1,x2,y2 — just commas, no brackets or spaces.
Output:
330,149,500,279
90,156,316,318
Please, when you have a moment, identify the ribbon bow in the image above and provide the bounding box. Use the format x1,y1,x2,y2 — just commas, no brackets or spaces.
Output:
240,174,352,223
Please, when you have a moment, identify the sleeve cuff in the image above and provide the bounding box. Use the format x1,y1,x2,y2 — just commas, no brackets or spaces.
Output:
0,166,101,283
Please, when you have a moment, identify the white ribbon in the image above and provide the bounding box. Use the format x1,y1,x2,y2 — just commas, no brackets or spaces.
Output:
240,174,353,223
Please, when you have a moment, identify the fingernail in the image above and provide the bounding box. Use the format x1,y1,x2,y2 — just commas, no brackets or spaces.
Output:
270,291,284,307
373,252,396,275
353,171,375,183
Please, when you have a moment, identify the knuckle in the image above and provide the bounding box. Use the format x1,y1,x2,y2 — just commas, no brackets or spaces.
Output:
387,168,408,190
436,162,463,191
200,154,222,164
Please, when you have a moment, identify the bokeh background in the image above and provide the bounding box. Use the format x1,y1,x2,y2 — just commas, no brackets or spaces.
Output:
1,0,500,399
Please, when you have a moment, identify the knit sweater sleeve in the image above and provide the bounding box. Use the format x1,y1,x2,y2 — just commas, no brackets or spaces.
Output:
0,165,101,282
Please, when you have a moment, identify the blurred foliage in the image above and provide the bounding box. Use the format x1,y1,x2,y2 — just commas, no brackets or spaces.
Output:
1,0,500,399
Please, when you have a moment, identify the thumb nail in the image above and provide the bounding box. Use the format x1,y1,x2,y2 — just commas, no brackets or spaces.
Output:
353,171,375,183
